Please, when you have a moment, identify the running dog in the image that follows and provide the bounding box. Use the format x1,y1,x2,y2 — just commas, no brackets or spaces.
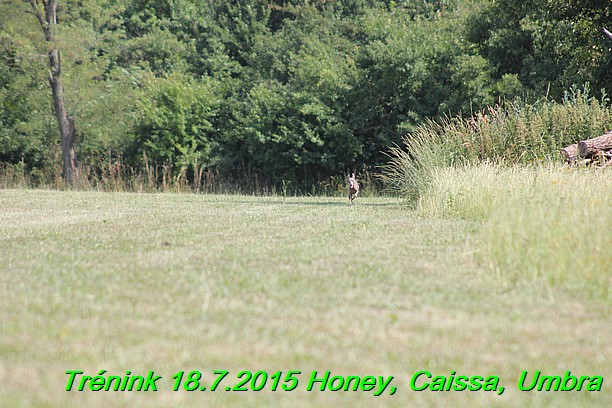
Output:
347,173,359,205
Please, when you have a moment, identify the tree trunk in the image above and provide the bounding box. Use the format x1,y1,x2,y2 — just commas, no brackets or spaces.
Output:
48,48,77,182
578,131,612,158
560,144,579,164
30,0,78,183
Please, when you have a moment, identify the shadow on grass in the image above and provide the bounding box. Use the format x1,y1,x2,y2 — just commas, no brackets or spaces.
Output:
234,199,402,208
279,200,402,207
204,195,402,208
282,200,347,207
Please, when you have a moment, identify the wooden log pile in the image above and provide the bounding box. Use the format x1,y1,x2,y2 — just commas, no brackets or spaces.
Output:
561,131,612,166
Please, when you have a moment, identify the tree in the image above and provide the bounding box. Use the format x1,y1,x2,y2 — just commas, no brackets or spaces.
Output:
133,74,220,171
465,0,611,99
28,0,77,182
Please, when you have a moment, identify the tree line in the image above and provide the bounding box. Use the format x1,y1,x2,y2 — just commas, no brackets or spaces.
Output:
1,0,610,189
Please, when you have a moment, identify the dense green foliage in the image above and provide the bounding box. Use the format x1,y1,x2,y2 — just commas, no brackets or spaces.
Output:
1,0,610,189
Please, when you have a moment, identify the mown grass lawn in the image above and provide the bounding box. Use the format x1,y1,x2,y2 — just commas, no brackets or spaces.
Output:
0,189,609,407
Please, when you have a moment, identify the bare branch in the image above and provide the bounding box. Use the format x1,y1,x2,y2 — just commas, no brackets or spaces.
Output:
28,0,52,41
603,28,612,40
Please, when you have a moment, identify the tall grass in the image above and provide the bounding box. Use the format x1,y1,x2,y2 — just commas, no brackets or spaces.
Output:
382,88,611,299
417,162,522,221
419,164,611,299
0,155,382,197
480,166,610,299
0,155,232,193
382,87,611,205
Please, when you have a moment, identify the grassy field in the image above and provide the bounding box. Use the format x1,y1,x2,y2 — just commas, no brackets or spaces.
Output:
0,189,610,407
